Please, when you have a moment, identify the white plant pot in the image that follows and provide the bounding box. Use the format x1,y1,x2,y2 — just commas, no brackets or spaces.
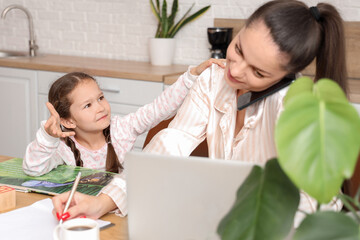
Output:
149,38,176,66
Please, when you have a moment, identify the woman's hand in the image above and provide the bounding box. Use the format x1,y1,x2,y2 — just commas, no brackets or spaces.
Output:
190,58,226,76
44,102,75,138
52,191,117,221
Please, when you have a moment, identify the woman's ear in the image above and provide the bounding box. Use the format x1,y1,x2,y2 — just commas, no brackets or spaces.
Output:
60,118,76,129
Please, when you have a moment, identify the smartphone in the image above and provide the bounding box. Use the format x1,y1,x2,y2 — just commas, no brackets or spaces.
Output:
237,73,296,111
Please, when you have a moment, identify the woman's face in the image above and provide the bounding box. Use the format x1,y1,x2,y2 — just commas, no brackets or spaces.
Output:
225,20,289,93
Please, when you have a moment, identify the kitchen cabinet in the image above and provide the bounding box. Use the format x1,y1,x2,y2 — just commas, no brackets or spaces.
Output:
97,75,163,151
37,71,65,127
0,67,37,158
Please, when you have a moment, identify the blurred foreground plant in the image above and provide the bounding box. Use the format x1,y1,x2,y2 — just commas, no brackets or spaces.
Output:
218,77,360,240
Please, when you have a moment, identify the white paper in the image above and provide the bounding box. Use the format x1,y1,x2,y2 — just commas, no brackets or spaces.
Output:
0,198,112,240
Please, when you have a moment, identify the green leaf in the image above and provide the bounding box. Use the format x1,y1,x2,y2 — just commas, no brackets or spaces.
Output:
168,0,178,29
283,76,313,107
155,0,160,12
169,5,210,38
150,0,161,22
151,1,210,38
217,159,299,240
168,3,194,37
293,211,360,240
314,78,348,103
160,0,169,38
276,77,360,203
155,23,161,38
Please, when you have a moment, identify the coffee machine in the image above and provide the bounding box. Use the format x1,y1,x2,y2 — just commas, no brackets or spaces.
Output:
207,27,233,59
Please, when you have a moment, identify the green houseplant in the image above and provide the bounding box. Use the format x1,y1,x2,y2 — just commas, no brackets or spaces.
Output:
150,0,210,38
217,77,360,240
149,0,210,65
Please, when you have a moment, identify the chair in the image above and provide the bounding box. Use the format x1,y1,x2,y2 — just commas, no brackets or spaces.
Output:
142,117,209,157
343,154,360,199
342,104,360,205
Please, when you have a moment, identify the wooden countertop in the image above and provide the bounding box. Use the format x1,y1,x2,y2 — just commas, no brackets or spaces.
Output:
0,53,188,82
0,52,358,103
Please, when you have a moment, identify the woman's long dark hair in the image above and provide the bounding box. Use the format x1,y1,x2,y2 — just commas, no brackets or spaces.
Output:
246,0,347,93
48,72,123,173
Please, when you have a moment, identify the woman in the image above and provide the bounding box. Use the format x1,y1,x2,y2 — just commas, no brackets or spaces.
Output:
53,0,346,224
144,0,346,226
145,0,347,161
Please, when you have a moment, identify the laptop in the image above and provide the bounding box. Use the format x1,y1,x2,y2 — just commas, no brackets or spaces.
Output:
124,151,256,240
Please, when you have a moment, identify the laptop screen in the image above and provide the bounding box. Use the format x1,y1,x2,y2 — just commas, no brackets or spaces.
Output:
125,151,255,240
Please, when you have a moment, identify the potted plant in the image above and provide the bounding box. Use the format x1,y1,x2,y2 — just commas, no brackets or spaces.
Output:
217,77,360,240
149,0,210,65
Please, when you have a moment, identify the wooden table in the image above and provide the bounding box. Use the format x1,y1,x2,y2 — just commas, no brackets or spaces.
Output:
0,155,129,240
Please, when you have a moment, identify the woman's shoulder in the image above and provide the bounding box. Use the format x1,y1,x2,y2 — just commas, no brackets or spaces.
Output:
264,85,288,106
276,85,290,99
258,85,289,117
196,63,226,93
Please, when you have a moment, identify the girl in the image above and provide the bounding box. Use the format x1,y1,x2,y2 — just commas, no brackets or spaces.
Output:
23,61,225,220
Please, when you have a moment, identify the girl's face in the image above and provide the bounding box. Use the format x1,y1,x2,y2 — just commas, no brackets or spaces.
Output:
225,20,289,93
66,79,111,133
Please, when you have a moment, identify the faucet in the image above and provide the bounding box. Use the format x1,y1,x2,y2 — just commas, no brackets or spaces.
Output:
1,5,38,57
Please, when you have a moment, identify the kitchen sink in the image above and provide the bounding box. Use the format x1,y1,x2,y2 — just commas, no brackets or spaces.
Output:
0,50,28,58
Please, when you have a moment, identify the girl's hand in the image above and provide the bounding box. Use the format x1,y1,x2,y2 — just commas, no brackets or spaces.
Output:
190,58,226,76
52,192,117,221
44,102,75,138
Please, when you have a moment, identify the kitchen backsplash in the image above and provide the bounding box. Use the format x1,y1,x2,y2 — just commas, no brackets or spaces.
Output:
0,0,359,65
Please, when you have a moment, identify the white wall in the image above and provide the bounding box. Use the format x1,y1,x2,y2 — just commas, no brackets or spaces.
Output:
0,0,359,65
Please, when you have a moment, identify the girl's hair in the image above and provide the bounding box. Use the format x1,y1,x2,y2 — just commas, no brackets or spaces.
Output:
48,72,123,173
246,0,347,93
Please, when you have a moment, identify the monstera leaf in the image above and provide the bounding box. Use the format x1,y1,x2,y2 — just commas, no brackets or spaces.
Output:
217,158,299,240
293,211,360,240
275,77,360,203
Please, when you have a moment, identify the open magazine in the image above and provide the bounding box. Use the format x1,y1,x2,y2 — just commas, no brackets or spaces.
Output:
0,158,116,196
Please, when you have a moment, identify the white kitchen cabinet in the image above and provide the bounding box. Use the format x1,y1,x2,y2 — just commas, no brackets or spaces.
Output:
37,71,65,127
97,76,163,151
37,71,163,152
0,67,37,158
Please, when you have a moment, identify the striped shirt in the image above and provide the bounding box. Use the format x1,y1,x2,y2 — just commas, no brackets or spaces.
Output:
23,70,195,216
144,64,284,162
144,64,341,227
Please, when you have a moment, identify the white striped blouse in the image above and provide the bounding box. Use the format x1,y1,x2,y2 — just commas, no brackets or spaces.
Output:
144,63,285,163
